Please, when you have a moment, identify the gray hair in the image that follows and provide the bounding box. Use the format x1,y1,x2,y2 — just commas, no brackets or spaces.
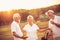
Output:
13,13,20,20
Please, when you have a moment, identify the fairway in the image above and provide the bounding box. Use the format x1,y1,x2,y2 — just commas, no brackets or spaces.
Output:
0,25,13,40
0,21,53,40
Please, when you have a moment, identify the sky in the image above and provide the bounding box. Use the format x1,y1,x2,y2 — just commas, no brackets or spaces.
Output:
0,0,60,11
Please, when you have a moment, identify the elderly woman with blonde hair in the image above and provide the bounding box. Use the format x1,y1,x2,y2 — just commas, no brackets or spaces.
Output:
23,15,39,40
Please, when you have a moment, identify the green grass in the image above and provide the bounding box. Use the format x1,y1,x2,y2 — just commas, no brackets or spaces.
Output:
0,25,13,40
0,22,52,40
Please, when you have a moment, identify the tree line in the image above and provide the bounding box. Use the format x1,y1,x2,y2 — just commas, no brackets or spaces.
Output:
0,4,60,26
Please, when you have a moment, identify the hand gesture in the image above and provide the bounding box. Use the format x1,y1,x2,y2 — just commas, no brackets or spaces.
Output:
50,20,55,24
21,36,28,39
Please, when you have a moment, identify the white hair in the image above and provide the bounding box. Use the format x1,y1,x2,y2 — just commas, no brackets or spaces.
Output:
13,13,20,19
27,15,34,19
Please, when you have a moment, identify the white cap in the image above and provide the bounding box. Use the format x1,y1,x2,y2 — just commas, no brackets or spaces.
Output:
47,10,54,13
45,10,54,15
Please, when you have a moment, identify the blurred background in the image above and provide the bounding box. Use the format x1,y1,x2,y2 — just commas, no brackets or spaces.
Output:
0,0,60,40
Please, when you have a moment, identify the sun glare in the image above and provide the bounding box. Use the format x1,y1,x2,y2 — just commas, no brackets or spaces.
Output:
0,0,60,11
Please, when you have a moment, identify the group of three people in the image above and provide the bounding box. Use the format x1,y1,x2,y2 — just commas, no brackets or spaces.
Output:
11,10,60,40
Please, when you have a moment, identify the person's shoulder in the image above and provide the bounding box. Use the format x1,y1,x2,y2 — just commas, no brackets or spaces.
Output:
11,21,17,25
23,24,29,29
55,16,60,19
33,24,38,27
33,23,37,26
55,15,60,18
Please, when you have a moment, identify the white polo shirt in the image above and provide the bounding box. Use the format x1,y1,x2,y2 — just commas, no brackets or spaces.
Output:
11,21,23,40
23,23,39,40
49,16,60,38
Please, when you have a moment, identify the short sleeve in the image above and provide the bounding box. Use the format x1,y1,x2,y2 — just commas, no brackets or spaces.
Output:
48,20,54,30
23,25,27,31
11,23,16,32
57,16,60,24
35,24,39,30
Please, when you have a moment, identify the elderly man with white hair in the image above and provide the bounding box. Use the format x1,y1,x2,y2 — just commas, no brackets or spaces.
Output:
23,15,39,40
11,13,27,40
45,10,60,40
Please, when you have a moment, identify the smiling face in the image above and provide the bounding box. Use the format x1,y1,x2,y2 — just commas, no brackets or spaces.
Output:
27,15,34,25
13,13,21,22
27,17,33,23
47,12,53,17
45,10,55,19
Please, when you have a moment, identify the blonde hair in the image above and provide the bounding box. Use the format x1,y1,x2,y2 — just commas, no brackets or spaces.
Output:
27,15,34,20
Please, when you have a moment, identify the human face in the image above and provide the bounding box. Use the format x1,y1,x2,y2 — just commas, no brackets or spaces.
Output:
47,12,54,19
27,17,33,23
15,15,21,22
17,15,21,20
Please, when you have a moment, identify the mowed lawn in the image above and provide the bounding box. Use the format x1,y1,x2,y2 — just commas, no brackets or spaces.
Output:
0,25,13,40
0,21,51,40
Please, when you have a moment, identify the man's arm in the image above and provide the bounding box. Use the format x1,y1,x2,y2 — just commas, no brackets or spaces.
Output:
53,23,60,27
13,32,28,39
13,32,23,38
50,21,60,28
